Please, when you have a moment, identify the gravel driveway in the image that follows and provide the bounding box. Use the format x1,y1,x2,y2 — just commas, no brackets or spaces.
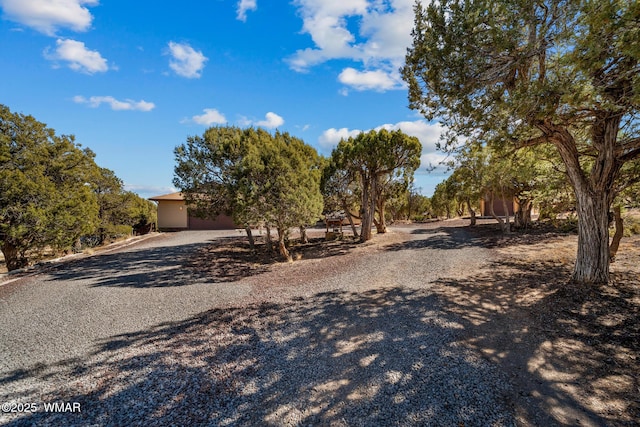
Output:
0,224,516,426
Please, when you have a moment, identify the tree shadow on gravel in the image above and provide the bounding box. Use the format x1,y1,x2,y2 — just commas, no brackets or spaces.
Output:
385,226,495,251
45,238,230,287
466,223,579,249
432,257,639,426
384,223,578,253
0,288,516,427
44,234,362,288
187,236,361,278
378,223,638,425
43,238,271,288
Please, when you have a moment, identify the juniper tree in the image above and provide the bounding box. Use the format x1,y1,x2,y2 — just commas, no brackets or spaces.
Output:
0,105,99,270
403,0,640,283
330,129,421,242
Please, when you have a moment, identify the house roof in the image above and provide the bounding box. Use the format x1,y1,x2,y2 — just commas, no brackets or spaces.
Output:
148,192,184,201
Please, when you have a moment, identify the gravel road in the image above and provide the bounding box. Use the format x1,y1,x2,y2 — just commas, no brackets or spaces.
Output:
0,224,516,426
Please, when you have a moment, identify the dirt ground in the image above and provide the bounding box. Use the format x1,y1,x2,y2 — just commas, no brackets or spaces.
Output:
2,221,638,425
438,222,640,426
185,221,640,425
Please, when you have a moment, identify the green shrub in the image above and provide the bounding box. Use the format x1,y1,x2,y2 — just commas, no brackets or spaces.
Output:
557,216,578,233
623,215,640,236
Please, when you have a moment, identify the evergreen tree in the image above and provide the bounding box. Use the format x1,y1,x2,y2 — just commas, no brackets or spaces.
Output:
403,0,640,283
174,126,323,261
0,104,99,270
331,129,422,242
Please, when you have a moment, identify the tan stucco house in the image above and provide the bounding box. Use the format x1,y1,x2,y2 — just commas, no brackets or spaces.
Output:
149,192,238,231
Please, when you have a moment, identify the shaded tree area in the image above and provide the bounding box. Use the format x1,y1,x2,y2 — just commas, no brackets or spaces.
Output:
430,178,459,220
90,167,157,246
439,144,557,233
438,139,640,263
325,129,422,242
173,126,323,262
386,183,432,223
321,159,362,239
403,0,640,283
0,104,156,271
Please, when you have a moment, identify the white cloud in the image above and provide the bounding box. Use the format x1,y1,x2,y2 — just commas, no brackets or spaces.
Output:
44,38,108,74
287,0,367,71
124,184,178,199
420,152,448,171
236,0,257,22
73,95,155,111
167,41,207,79
0,0,97,35
237,116,253,127
185,108,227,126
338,67,399,91
373,120,444,153
318,127,362,150
237,112,284,129
319,120,446,171
255,112,284,128
288,0,413,91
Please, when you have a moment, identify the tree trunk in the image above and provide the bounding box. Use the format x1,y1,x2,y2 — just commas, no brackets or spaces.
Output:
539,120,618,284
299,225,308,244
466,199,476,226
375,198,387,233
609,205,623,263
487,192,509,234
342,199,359,239
514,199,532,229
360,176,375,242
514,207,522,228
1,241,28,272
245,226,255,252
98,227,107,246
525,202,533,226
500,192,512,234
572,191,610,283
277,227,292,262
264,224,273,253
73,238,83,253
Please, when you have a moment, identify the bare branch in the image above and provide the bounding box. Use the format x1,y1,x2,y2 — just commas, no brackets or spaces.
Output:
616,136,640,155
515,135,549,148
620,147,640,163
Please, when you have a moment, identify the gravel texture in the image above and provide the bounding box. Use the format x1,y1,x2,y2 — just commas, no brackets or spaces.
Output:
0,224,516,426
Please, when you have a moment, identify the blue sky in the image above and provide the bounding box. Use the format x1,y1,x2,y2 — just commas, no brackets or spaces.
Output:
0,0,450,198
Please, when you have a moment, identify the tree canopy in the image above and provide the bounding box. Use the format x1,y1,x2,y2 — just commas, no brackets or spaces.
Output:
403,0,640,283
329,129,422,242
174,126,323,261
0,105,98,270
90,167,157,245
0,104,156,271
